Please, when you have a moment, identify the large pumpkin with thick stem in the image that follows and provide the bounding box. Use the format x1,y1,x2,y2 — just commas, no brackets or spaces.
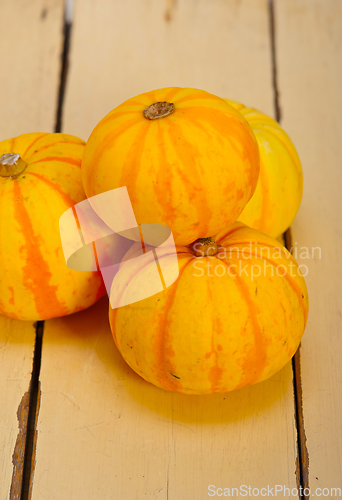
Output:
109,222,309,395
0,133,105,321
81,87,260,246
225,100,303,238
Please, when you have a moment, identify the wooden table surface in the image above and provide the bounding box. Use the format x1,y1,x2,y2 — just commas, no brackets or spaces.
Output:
1,1,341,499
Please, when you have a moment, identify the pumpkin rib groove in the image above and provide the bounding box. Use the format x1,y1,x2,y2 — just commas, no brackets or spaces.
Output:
253,156,270,232
254,126,302,176
207,281,224,392
90,118,144,184
21,133,49,158
118,122,151,208
95,109,142,129
25,140,84,160
26,172,78,207
215,224,247,243
241,114,277,125
219,241,297,265
12,180,69,319
153,124,178,228
29,156,81,167
220,260,268,388
165,119,211,234
164,87,183,102
180,107,255,163
175,92,219,105
154,257,193,391
221,251,307,322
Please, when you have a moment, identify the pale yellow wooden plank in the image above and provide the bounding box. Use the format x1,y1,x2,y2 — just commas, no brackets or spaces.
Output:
32,1,302,498
0,317,35,499
35,299,298,500
63,0,275,140
0,0,64,140
0,0,64,497
276,0,342,489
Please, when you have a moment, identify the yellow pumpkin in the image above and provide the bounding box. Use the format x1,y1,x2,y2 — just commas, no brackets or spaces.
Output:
82,87,260,246
109,222,308,395
225,100,303,238
0,133,105,321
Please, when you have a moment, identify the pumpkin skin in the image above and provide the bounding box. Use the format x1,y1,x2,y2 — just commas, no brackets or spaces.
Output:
82,87,260,246
225,100,303,238
109,222,309,395
0,133,105,321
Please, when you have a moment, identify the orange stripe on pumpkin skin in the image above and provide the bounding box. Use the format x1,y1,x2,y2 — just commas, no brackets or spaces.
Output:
220,240,298,264
25,140,84,160
8,286,15,305
89,117,144,181
12,180,70,319
205,281,224,392
221,250,308,323
20,133,50,158
165,118,212,235
95,109,144,129
153,258,194,391
178,107,259,198
118,123,151,207
225,265,268,389
29,156,81,167
26,172,78,207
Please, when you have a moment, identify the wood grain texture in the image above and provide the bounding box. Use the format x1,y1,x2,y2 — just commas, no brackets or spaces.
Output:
0,0,64,498
63,0,275,140
0,0,64,140
0,321,33,500
33,299,298,499
276,0,342,489
32,1,301,498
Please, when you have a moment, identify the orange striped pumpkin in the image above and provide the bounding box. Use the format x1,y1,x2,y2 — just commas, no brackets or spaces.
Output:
109,222,309,395
0,133,105,321
225,100,303,238
82,87,260,246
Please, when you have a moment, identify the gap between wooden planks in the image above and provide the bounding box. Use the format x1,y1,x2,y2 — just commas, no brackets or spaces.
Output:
0,0,65,499
276,0,342,491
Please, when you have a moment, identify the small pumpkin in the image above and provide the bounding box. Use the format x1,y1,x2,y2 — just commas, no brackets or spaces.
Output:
225,100,303,238
81,87,260,246
0,133,105,321
109,222,308,395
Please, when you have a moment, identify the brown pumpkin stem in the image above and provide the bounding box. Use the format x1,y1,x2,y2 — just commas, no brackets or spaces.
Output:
0,153,27,178
190,237,218,257
143,102,175,120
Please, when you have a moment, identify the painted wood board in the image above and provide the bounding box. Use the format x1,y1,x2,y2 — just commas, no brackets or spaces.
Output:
275,0,342,489
63,0,275,140
0,0,65,498
32,1,301,498
0,0,65,140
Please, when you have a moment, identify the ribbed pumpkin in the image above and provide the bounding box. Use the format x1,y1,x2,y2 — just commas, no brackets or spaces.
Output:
225,100,303,238
82,87,260,246
0,133,105,321
109,222,308,395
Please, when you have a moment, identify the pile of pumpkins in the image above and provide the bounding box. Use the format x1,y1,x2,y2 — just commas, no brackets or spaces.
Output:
0,87,308,395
